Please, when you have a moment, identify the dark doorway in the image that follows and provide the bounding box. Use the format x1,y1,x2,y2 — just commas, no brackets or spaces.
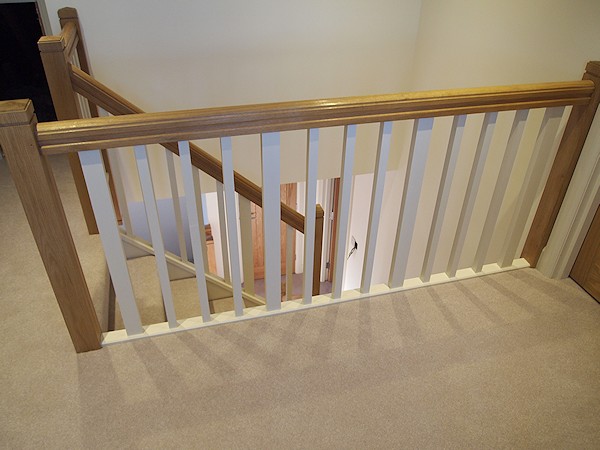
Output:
0,2,55,122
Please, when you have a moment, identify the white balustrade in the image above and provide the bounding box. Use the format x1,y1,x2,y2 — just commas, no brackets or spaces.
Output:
134,145,178,328
80,149,143,335
500,107,565,267
331,125,357,299
389,118,434,288
446,112,498,278
220,137,244,316
472,109,529,272
178,141,211,322
165,150,188,262
420,115,466,282
261,132,282,310
361,121,393,293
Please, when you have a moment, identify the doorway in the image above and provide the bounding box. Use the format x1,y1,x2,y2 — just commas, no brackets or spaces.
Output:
0,1,55,122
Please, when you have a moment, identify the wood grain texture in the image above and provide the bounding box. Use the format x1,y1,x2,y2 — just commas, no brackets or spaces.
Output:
38,80,593,154
0,100,101,352
68,66,306,233
570,205,600,300
58,9,123,224
522,62,600,266
38,33,98,235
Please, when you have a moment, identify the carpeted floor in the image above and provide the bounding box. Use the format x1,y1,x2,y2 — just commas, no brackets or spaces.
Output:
1,155,599,448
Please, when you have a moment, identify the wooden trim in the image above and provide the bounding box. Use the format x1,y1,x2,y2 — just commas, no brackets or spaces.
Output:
522,61,600,266
313,205,324,296
59,21,78,58
570,205,600,299
38,33,98,235
68,65,306,233
37,80,593,154
0,100,101,352
58,9,123,225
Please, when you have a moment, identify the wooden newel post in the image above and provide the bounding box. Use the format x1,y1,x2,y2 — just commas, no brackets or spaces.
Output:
38,24,98,235
0,100,102,352
312,204,324,296
522,61,600,267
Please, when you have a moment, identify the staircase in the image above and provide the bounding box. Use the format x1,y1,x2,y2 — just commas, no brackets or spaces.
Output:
0,8,598,353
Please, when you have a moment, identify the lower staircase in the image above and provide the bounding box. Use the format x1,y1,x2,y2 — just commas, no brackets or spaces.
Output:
109,233,264,332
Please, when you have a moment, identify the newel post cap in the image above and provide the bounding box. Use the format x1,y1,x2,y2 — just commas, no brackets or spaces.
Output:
0,100,35,127
586,61,600,78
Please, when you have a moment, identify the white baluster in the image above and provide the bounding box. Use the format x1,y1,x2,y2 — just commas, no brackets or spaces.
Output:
106,148,133,235
389,118,434,288
473,109,529,273
361,121,393,293
220,137,244,316
134,145,178,328
303,128,319,303
261,132,282,310
178,141,212,322
216,181,231,282
420,115,466,282
332,125,357,299
286,225,295,300
239,196,255,295
500,107,565,267
165,150,188,262
192,168,210,270
446,112,498,278
79,150,143,335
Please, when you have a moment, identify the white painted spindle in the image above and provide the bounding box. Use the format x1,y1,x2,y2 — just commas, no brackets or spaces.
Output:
239,196,255,294
134,145,178,328
446,112,498,278
361,121,393,293
389,118,434,288
303,128,319,303
420,115,466,282
80,150,143,335
165,150,188,262
331,125,357,299
216,181,231,282
192,168,210,270
499,107,565,267
220,137,244,316
106,148,133,235
261,132,282,310
179,141,212,322
472,109,529,273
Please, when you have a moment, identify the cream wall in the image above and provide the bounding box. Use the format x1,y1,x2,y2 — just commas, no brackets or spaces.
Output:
44,0,422,187
407,0,600,271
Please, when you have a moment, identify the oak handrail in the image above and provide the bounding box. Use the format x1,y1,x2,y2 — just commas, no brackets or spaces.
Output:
38,80,594,154
68,65,308,233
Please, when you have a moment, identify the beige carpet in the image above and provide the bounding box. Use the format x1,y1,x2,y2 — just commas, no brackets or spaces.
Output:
1,155,600,449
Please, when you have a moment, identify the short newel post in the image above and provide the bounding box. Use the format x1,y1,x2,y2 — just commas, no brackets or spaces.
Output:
0,100,102,352
522,61,600,266
38,19,98,235
312,204,324,296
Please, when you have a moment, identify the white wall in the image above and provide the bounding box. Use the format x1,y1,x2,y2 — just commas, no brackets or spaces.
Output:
45,0,422,186
407,0,600,270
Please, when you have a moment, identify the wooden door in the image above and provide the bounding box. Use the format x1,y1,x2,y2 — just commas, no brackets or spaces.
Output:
251,183,297,279
571,205,600,301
